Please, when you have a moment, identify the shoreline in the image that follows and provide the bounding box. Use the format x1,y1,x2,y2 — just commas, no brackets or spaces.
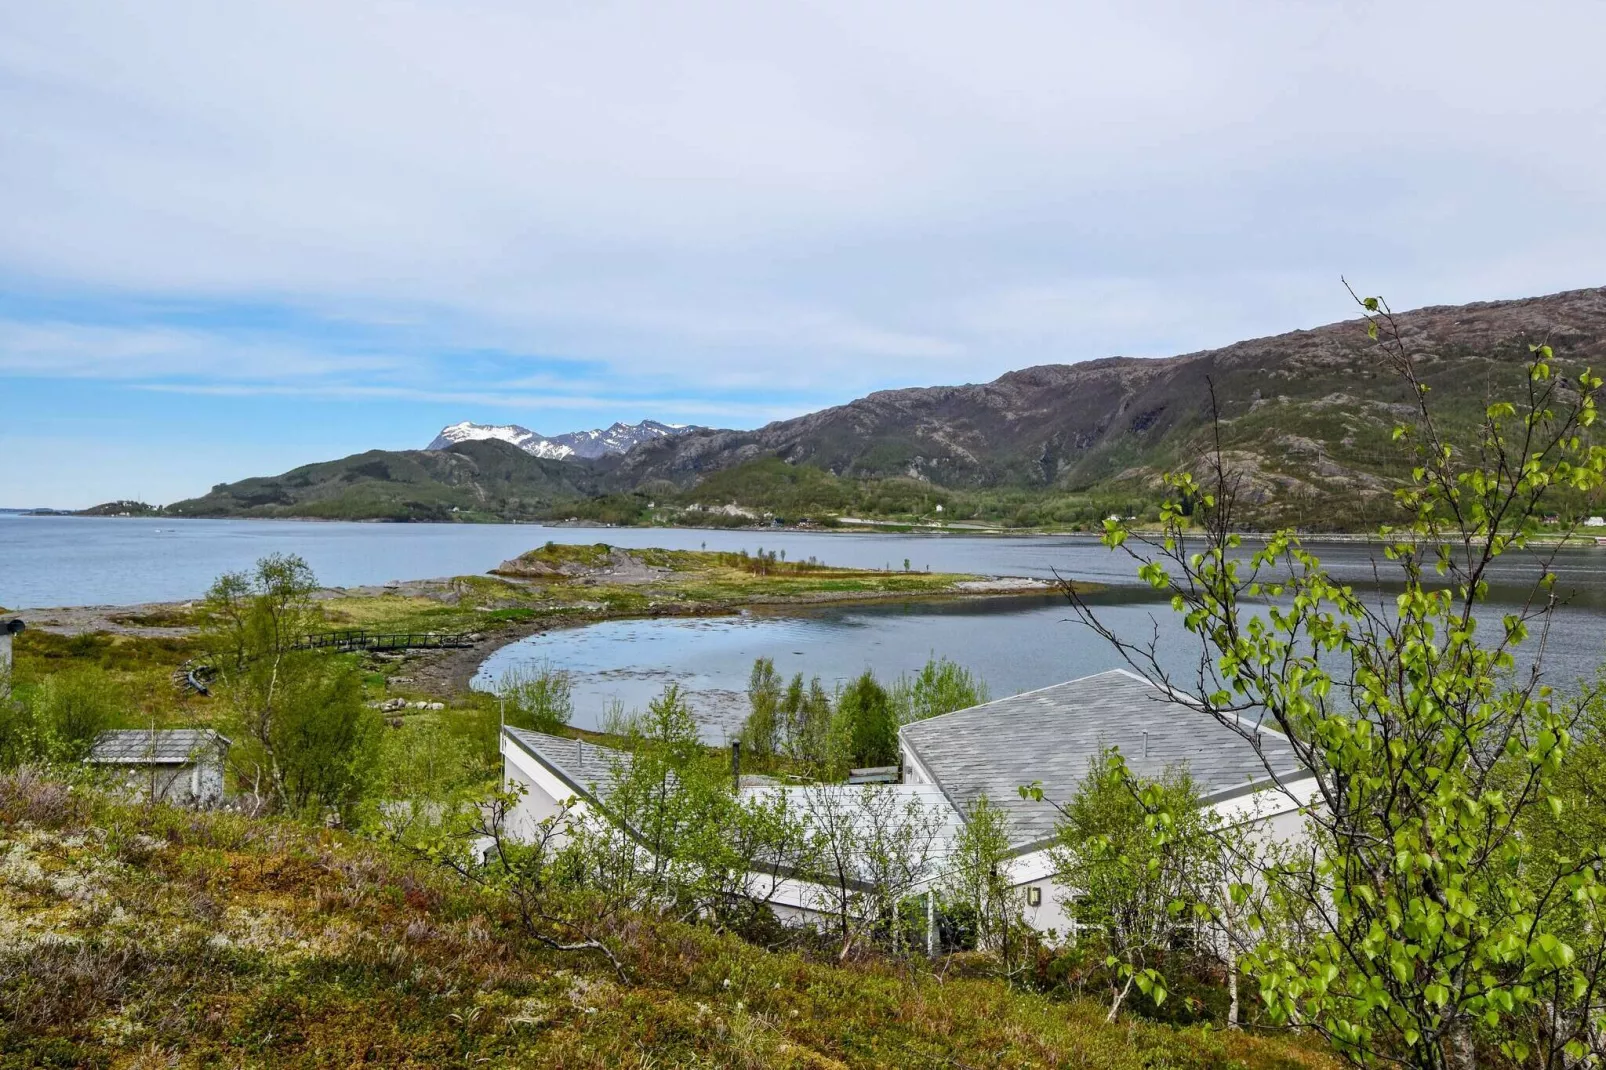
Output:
411,579,1064,698
14,512,1605,549
15,567,1066,703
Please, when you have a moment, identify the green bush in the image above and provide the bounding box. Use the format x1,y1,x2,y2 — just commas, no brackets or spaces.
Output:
832,671,899,768
1,666,129,767
498,664,574,733
892,656,988,724
739,657,781,757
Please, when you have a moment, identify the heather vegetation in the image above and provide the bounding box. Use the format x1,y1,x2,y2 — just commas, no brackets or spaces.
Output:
0,767,1342,1068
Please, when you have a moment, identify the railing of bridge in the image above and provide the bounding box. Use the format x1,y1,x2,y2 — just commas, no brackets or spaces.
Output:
174,630,478,693
293,629,476,653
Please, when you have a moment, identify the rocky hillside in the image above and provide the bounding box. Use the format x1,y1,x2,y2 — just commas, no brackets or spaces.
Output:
612,287,1606,523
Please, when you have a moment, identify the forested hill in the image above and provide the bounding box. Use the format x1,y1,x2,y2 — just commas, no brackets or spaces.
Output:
165,440,604,522
166,286,1606,527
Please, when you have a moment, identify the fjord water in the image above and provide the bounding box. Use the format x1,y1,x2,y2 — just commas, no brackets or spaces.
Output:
474,591,1223,740
6,515,1604,737
8,514,1605,609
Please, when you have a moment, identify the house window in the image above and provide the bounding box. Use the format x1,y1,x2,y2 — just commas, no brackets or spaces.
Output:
1026,886,1042,907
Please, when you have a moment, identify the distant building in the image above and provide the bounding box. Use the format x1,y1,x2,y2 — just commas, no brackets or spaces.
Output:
1585,516,1606,528
0,617,23,698
86,729,231,807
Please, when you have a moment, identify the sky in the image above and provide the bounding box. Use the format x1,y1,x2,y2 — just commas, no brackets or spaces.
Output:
2,1,1605,508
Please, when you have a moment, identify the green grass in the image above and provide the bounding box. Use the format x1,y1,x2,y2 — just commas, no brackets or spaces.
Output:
11,630,203,726
318,550,991,641
16,548,1026,726
0,771,1344,1069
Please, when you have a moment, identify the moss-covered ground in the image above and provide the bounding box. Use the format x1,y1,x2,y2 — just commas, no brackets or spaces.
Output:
0,772,1342,1069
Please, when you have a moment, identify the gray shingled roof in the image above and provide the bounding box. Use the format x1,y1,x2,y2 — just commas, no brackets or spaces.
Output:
87,729,229,765
899,669,1309,848
503,727,634,800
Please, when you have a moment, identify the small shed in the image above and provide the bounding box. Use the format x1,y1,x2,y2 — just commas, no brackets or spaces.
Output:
86,729,231,807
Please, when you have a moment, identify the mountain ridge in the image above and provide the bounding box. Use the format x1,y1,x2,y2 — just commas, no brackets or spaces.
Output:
611,286,1606,521
429,419,703,461
166,439,604,522
166,285,1606,528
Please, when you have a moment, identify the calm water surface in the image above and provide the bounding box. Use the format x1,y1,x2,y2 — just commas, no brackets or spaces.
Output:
476,586,1606,738
8,514,1606,607
5,515,1603,738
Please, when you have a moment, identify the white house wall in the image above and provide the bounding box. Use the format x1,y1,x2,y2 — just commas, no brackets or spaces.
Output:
95,756,227,808
1207,775,1320,828
500,734,598,844
899,742,939,789
1001,779,1319,944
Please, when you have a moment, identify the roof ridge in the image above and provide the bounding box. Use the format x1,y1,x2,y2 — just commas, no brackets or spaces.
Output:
900,668,1163,738
502,726,630,799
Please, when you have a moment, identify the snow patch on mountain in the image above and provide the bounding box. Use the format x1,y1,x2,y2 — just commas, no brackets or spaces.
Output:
427,419,702,460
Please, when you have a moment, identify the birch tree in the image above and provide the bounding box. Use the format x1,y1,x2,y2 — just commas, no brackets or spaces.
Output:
802,785,944,958
1064,294,1606,1067
200,554,378,818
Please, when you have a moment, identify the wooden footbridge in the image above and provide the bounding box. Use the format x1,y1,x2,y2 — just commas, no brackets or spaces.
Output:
292,629,477,654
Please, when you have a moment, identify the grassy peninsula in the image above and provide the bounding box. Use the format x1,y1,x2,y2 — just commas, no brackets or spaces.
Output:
8,544,1050,722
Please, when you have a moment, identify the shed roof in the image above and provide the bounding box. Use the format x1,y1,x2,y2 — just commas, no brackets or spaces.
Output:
502,727,633,801
899,669,1309,848
87,729,230,765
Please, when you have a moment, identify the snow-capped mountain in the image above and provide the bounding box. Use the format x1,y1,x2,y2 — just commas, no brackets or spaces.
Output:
427,420,702,461
428,421,553,454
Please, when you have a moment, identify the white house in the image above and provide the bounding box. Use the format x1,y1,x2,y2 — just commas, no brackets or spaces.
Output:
898,669,1319,938
500,727,630,845
498,669,1319,942
86,729,231,807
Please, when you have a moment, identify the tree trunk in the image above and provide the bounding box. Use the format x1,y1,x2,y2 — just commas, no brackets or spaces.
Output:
1227,951,1240,1030
1107,973,1135,1024
1444,1020,1476,1070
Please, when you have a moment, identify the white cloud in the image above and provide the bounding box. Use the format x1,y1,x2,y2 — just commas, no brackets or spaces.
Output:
0,319,400,381
0,0,1603,402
